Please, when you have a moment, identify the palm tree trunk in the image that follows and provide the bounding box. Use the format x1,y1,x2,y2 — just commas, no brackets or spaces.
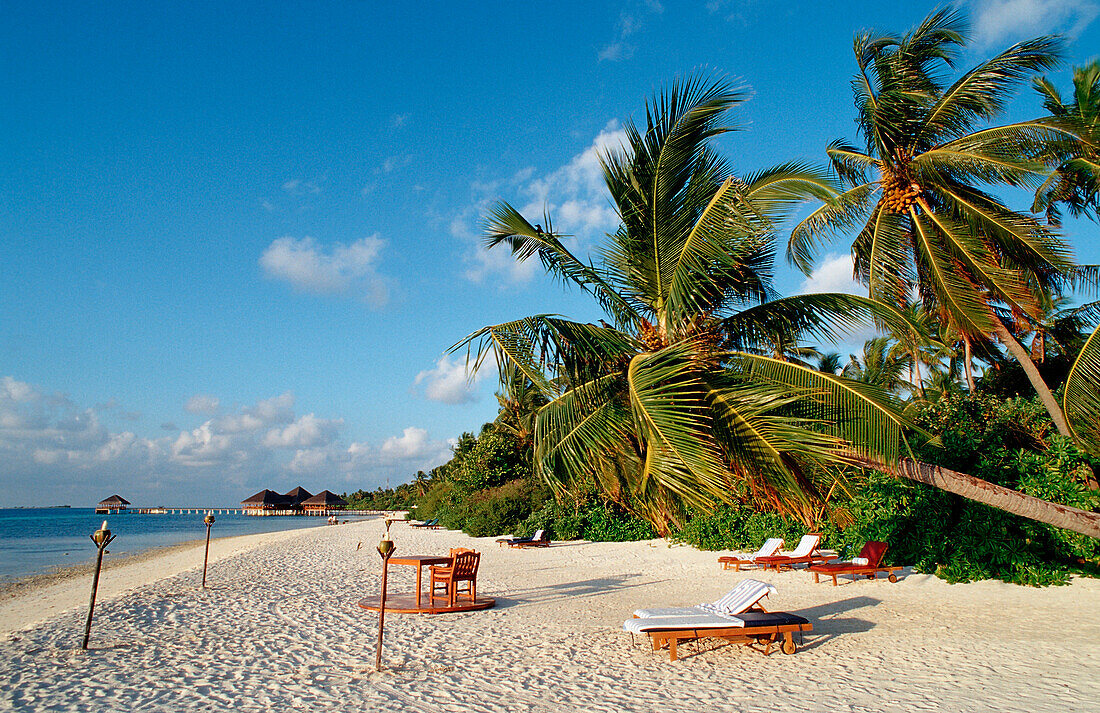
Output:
962,336,976,391
911,350,926,399
856,457,1100,538
993,319,1071,437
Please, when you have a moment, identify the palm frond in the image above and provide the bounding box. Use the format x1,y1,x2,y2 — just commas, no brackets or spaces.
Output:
720,292,920,352
788,182,877,275
921,36,1064,142
1064,323,1100,454
625,344,731,499
483,202,640,329
726,352,914,464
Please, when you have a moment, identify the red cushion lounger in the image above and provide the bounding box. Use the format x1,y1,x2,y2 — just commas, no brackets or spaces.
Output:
808,541,902,586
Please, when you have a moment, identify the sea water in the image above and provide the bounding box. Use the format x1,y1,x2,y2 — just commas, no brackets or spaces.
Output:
0,508,347,582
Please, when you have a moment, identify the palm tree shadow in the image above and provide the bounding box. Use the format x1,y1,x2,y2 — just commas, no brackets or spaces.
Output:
490,574,667,609
790,595,881,651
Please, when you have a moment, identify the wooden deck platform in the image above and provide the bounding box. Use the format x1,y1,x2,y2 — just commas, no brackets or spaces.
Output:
357,594,496,614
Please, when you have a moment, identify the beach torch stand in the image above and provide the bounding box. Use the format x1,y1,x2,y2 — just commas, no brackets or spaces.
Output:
202,511,215,588
81,521,116,650
375,523,395,672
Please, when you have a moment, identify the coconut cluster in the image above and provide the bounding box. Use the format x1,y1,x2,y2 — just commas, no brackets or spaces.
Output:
638,320,666,352
879,158,922,214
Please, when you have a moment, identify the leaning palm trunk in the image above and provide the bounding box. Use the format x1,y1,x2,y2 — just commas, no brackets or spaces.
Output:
853,457,1100,538
993,320,1072,437
962,336,976,392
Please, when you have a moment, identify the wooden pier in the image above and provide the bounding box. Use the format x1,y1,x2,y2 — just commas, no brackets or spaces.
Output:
132,508,243,515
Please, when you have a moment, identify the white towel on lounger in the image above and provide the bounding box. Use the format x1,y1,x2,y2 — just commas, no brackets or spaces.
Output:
634,579,776,618
624,612,745,634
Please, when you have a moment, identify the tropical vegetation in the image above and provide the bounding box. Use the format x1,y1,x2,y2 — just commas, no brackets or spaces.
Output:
389,9,1100,586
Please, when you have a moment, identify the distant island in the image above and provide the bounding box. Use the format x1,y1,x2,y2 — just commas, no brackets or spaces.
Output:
12,505,71,509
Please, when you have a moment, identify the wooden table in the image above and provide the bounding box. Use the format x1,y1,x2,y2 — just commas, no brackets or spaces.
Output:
388,555,452,609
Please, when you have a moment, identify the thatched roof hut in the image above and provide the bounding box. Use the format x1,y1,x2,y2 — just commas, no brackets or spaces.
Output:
241,489,289,513
282,486,313,507
301,490,348,514
96,494,130,513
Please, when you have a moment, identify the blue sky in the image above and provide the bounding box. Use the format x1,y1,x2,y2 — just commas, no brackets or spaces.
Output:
2,1,1099,507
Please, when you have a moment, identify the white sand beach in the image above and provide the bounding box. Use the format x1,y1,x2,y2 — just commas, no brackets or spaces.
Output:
1,517,1097,712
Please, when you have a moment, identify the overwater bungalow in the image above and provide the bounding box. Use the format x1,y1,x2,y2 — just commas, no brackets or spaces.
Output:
96,494,130,514
283,486,313,508
241,486,321,515
240,489,290,515
300,490,348,515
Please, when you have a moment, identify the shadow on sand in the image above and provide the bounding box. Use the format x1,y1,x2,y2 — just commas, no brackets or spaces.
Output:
491,573,665,609
792,595,881,651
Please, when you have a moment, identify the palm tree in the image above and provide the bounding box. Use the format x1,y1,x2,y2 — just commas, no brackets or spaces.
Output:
1033,60,1100,223
816,351,843,375
842,337,913,395
454,76,917,534
789,8,1079,435
412,470,431,497
1032,61,1100,456
493,361,547,451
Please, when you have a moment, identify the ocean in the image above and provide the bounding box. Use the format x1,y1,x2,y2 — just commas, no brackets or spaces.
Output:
0,508,352,582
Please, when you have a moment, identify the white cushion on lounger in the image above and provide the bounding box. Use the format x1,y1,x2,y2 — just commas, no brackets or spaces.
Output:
634,579,776,619
785,534,821,558
849,557,869,565
703,579,776,615
624,613,745,634
746,538,783,561
632,605,710,618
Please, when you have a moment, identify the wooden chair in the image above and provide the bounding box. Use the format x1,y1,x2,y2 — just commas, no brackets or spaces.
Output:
430,550,480,607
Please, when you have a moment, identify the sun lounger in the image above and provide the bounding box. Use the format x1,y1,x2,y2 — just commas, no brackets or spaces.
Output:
809,541,902,586
495,529,550,548
625,582,812,661
409,518,439,529
717,538,784,570
754,533,835,571
633,578,776,618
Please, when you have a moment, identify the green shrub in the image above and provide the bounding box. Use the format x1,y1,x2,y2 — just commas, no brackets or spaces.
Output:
449,430,530,493
672,503,807,551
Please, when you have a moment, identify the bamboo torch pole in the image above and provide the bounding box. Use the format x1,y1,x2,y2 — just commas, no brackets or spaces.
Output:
201,511,215,588
82,521,116,650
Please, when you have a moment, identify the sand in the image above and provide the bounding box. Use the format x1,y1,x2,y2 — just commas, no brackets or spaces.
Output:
0,518,1097,712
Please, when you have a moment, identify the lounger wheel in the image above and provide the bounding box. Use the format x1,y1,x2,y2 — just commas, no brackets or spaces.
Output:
888,573,898,583
781,639,796,655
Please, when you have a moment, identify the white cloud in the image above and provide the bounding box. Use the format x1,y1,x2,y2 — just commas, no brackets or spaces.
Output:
460,121,627,285
391,113,409,128
263,413,343,448
0,377,455,505
260,235,390,306
376,154,413,175
282,178,323,195
380,427,432,459
970,0,1098,45
184,394,220,414
598,4,661,62
1,376,37,403
210,392,294,434
414,354,495,404
598,43,632,62
798,253,864,295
